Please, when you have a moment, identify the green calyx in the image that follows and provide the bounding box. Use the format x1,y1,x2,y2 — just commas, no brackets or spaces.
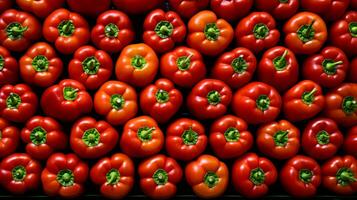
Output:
110,94,125,110
82,128,100,147
342,96,357,115
63,87,78,101
155,21,173,39
131,55,147,69
58,20,75,37
57,169,74,187
256,95,270,111
299,169,313,183
176,55,193,71
316,130,330,145
0,56,4,71
273,50,288,71
273,130,289,147
204,172,219,188
137,127,155,142
253,23,269,39
105,23,119,38
106,169,120,185
207,90,221,105
30,126,47,145
153,169,168,185
32,55,49,72
6,93,21,109
11,165,26,182
204,23,220,41
297,20,315,43
224,127,240,142
322,59,342,75
250,168,265,185
82,56,100,75
231,55,248,74
156,89,169,103
336,168,357,186
302,88,317,105
181,128,198,145
349,22,357,37
6,22,28,40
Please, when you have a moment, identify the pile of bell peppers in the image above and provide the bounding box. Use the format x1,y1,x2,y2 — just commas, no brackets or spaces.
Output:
0,0,357,199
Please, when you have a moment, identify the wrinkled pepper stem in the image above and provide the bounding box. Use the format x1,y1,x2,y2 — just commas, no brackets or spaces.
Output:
302,88,317,105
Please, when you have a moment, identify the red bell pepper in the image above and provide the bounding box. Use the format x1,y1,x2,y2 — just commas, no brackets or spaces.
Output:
21,116,67,160
210,0,253,22
256,120,300,160
70,117,119,159
168,0,209,19
187,79,232,120
160,46,206,88
120,116,164,158
349,58,357,82
352,0,357,9
185,154,228,199
258,46,298,92
165,118,207,161
0,0,12,13
211,47,257,89
187,10,234,56
301,0,349,21
41,153,88,198
0,46,18,85
283,12,327,55
232,153,277,198
330,11,357,57
280,155,321,198
209,115,253,159
19,42,63,87
0,84,38,123
41,79,92,122
67,0,110,17
112,0,165,15
16,0,64,18
138,154,183,199
0,9,41,52
140,78,183,124
91,10,135,54
344,126,357,157
255,0,299,20
0,118,19,158
115,43,159,87
143,9,186,53
68,45,112,90
322,155,357,195
283,80,325,122
90,153,135,199
324,83,357,127
0,153,41,194
43,8,90,54
232,82,281,124
235,12,280,54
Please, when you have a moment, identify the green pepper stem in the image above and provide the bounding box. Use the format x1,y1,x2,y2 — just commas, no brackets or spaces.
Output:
207,90,221,105
273,50,288,71
336,168,357,186
6,93,21,109
204,172,219,188
106,169,120,185
153,169,168,185
105,23,119,38
250,168,265,185
177,54,193,71
273,130,289,146
182,127,198,145
349,22,357,37
156,89,169,103
138,127,155,142
342,96,357,114
302,88,317,105
299,169,313,183
316,130,330,145
63,87,79,101
11,166,26,182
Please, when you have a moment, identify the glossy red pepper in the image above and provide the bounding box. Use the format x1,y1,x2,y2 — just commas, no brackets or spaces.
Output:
0,0,12,13
16,0,64,18
0,9,41,52
91,10,134,54
255,0,299,20
0,84,38,123
0,118,19,158
232,153,277,198
0,153,41,194
112,0,165,15
41,79,93,122
41,153,88,198
0,46,18,86
160,46,206,88
349,58,357,83
67,0,110,17
235,12,280,54
168,0,209,19
209,115,253,159
139,154,183,199
140,78,183,124
187,79,232,120
165,118,207,161
283,80,325,122
21,116,67,160
68,45,112,90
232,82,281,124
301,0,349,21
322,155,357,195
280,155,321,198
258,46,298,92
344,126,357,157
211,47,256,89
210,0,253,22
